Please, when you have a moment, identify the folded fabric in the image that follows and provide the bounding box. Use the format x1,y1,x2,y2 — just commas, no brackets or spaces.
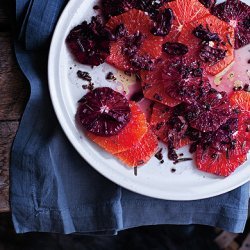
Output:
11,0,249,234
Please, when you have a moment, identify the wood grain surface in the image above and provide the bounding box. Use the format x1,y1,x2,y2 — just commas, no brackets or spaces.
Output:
0,34,29,120
0,2,29,212
0,122,19,212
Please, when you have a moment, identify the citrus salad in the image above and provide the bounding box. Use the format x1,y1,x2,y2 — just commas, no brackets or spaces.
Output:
66,0,250,177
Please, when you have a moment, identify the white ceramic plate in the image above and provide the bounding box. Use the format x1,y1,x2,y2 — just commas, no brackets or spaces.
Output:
48,0,250,200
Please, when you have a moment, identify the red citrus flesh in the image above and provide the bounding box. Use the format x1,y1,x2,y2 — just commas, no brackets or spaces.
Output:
150,103,172,143
140,56,182,107
141,80,181,107
236,111,250,155
115,129,158,167
87,102,147,154
230,91,250,153
162,0,210,42
150,103,191,149
212,0,250,49
178,14,235,75
230,91,250,112
196,145,247,177
76,87,131,136
196,92,250,176
106,9,163,71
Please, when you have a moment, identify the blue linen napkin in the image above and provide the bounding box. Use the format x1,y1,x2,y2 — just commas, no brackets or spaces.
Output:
11,0,249,234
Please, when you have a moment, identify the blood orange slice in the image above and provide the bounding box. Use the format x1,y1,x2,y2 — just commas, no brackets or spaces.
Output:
236,111,250,154
166,0,210,25
87,102,147,154
212,0,250,49
178,14,235,75
107,39,132,71
196,110,250,177
150,103,172,142
230,91,250,152
185,90,231,132
76,87,131,136
196,96,250,176
140,56,182,107
150,103,191,149
196,144,247,176
230,91,250,112
106,9,163,71
162,0,210,42
141,81,181,107
115,129,158,167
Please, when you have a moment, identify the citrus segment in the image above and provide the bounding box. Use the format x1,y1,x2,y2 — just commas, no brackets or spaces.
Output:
162,0,210,42
115,129,158,167
141,81,181,107
236,111,250,154
106,40,132,71
230,91,250,152
150,103,172,142
178,14,235,75
196,102,250,176
76,87,131,136
165,0,210,24
150,103,191,149
87,102,147,154
230,91,250,112
106,9,163,71
196,145,247,177
140,56,182,107
212,0,250,49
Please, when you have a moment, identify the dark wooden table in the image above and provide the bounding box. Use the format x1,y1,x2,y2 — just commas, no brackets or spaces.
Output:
0,2,29,212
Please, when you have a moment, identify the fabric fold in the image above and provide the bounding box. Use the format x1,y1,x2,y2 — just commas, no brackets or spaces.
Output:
17,0,67,50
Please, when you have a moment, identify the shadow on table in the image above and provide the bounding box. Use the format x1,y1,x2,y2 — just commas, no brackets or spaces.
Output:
0,213,220,250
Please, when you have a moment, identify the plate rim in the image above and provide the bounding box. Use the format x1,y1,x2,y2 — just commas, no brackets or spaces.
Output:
48,0,250,201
